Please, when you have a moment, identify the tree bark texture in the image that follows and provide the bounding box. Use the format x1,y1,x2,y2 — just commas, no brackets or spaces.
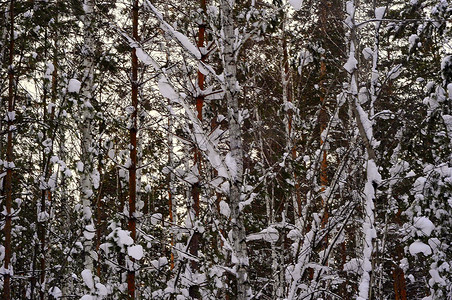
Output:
3,1,15,299
220,1,249,299
80,0,96,276
189,0,206,276
128,0,139,298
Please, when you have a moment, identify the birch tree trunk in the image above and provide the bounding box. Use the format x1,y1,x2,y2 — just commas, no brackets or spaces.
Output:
80,0,97,278
219,1,249,298
2,1,15,298
345,2,381,299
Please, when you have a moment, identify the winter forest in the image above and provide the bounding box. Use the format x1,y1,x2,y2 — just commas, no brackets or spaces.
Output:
1,0,452,299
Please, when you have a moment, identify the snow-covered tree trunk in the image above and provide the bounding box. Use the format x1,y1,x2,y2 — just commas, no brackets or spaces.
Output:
79,0,97,278
344,2,382,299
219,0,249,298
2,1,15,299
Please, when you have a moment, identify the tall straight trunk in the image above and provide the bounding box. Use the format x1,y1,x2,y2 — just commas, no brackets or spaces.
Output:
161,2,177,272
38,17,52,300
281,17,301,224
95,141,104,278
38,16,60,297
195,0,206,122
167,104,176,270
219,1,249,298
189,0,207,277
3,1,15,299
280,16,295,297
392,210,407,300
319,0,329,240
128,0,139,298
80,0,96,282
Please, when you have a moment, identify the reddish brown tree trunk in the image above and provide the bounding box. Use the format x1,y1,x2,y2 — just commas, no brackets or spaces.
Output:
189,0,207,278
319,0,329,246
319,60,328,230
128,1,139,298
393,209,407,300
393,267,407,300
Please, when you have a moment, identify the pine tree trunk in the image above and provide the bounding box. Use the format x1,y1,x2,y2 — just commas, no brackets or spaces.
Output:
189,0,206,280
128,1,139,298
319,0,329,245
393,210,407,300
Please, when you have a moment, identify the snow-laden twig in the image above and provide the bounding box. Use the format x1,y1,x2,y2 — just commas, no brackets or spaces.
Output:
143,0,224,84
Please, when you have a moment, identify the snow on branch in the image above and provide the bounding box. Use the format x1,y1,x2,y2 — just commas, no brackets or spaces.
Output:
156,76,234,185
143,0,224,84
288,0,302,11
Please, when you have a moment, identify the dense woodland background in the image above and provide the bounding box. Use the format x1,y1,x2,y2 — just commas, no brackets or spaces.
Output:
0,0,451,299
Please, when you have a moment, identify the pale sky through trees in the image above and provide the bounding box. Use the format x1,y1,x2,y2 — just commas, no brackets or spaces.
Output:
0,0,451,299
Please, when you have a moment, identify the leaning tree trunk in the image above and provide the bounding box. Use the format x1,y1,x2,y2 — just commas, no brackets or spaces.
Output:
345,2,381,299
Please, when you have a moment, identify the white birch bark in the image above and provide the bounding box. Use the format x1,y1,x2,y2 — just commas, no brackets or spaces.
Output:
80,0,96,281
344,2,382,299
219,1,249,298
370,5,386,298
